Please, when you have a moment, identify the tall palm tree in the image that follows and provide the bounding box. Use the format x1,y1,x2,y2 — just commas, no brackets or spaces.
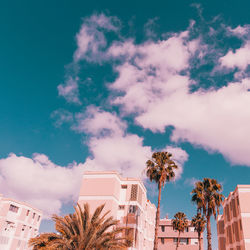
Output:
191,178,224,250
29,203,130,249
172,212,188,250
146,151,178,250
191,213,206,250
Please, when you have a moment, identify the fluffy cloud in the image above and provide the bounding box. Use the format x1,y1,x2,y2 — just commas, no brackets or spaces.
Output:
108,32,199,115
113,50,250,165
184,177,199,187
0,108,188,218
115,49,250,166
220,41,250,70
74,13,120,62
73,106,127,137
100,18,250,166
51,109,73,127
57,77,81,104
0,153,84,217
85,135,152,178
226,24,250,38
74,107,188,179
164,146,189,179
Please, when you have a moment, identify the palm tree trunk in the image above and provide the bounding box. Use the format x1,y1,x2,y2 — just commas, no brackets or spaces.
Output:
153,182,162,250
176,231,180,250
206,215,212,250
198,231,201,250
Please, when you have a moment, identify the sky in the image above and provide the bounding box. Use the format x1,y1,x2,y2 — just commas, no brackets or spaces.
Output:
1,0,250,248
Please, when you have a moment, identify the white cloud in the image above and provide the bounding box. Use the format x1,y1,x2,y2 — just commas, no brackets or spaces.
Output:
0,111,188,218
74,107,188,179
0,153,85,217
220,41,250,70
164,146,189,179
108,32,198,115
144,18,159,38
122,71,250,166
51,109,73,127
57,77,81,104
95,24,250,166
226,25,250,37
73,106,127,137
74,13,120,62
184,177,199,187
86,134,152,178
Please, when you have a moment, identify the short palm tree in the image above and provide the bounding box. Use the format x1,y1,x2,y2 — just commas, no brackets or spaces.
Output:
29,233,62,250
29,203,130,249
191,213,206,250
146,151,178,250
172,212,188,250
191,178,224,250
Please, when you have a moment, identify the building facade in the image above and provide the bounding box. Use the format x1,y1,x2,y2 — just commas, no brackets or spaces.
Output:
217,185,250,250
158,218,203,250
78,171,156,250
0,194,42,250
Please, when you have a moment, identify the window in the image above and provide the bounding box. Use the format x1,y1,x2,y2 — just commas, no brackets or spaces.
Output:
26,210,30,216
9,204,19,213
184,227,189,232
161,226,165,232
119,205,125,210
21,225,26,231
180,238,188,245
4,221,15,232
37,215,41,221
32,213,36,219
161,238,165,244
174,238,188,245
129,205,137,214
121,185,127,189
130,184,138,201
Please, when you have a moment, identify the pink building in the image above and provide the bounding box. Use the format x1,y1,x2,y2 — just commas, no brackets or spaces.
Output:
158,218,203,250
78,171,156,250
217,185,250,250
0,194,42,250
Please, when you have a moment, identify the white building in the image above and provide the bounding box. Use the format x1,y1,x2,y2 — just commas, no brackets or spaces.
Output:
78,171,156,250
158,218,203,250
0,194,42,250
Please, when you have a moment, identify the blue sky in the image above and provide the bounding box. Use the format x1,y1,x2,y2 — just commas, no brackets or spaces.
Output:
1,0,250,248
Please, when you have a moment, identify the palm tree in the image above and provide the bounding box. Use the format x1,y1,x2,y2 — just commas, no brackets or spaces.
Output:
29,203,130,249
29,233,62,250
172,212,188,250
191,213,206,250
191,178,224,250
146,151,178,250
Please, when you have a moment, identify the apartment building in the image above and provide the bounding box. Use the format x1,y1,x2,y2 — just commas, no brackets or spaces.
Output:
217,185,250,250
158,218,203,250
78,171,156,250
0,194,42,250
